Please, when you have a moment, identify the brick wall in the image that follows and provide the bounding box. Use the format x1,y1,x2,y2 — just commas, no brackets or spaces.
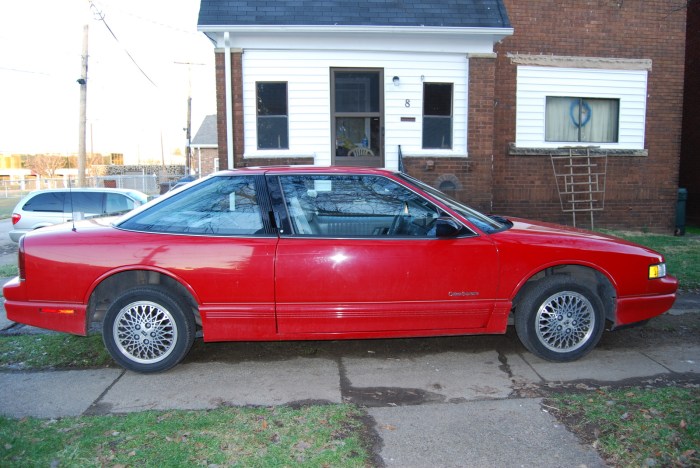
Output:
680,0,700,224
191,148,219,176
493,0,687,232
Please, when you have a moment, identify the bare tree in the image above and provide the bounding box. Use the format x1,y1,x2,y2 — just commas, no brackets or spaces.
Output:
25,154,67,179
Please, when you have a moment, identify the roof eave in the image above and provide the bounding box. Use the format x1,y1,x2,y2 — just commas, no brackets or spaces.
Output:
198,24,513,38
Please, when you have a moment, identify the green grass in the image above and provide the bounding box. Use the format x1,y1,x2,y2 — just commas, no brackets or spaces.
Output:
602,230,700,290
686,225,700,236
0,405,371,467
0,196,21,219
0,334,113,370
547,387,699,467
0,264,18,278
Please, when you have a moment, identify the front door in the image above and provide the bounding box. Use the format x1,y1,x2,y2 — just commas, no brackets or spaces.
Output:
331,69,384,167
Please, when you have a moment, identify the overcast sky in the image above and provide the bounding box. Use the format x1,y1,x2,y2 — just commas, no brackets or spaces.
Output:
0,0,216,164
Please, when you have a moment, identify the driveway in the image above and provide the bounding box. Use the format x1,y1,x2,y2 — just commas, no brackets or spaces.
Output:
0,219,18,266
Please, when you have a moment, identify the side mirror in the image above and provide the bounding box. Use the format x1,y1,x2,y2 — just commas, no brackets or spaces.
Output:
435,217,462,238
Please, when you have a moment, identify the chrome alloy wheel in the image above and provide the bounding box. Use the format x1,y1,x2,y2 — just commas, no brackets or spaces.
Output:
112,301,178,364
535,291,595,353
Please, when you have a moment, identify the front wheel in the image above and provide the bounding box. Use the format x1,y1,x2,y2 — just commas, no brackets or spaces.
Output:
515,276,605,362
103,286,195,373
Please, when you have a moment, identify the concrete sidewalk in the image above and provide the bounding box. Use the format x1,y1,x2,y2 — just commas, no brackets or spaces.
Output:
1,343,698,466
1,292,698,467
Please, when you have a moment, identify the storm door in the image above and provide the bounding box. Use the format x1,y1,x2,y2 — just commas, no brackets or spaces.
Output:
331,69,384,167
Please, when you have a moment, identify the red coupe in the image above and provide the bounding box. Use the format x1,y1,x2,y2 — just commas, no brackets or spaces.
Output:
3,167,678,372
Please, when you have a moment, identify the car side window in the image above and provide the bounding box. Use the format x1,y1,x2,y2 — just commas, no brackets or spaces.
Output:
23,192,65,212
278,175,441,237
105,194,134,214
68,193,105,215
119,176,264,236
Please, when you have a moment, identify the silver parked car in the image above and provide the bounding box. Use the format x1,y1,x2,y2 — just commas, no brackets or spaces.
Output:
9,187,148,242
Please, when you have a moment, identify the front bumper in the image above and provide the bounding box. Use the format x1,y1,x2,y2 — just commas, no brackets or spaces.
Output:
615,275,679,327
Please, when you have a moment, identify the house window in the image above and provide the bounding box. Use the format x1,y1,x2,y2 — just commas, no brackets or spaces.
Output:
256,82,288,150
514,64,648,150
423,83,453,149
545,97,619,143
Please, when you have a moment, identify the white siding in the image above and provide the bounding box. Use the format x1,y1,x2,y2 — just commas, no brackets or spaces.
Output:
242,50,469,169
515,66,648,150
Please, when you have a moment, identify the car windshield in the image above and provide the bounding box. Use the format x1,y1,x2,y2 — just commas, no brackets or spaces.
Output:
399,174,507,234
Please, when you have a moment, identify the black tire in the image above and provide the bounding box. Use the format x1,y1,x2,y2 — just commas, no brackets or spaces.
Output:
102,286,195,373
514,275,605,362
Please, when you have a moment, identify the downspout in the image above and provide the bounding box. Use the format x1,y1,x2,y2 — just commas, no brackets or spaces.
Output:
224,32,234,169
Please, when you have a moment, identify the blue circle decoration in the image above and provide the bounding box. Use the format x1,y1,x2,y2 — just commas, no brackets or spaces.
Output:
570,100,592,128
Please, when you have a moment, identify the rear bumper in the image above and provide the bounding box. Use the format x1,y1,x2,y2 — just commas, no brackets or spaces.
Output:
615,275,678,327
8,230,25,243
3,277,87,335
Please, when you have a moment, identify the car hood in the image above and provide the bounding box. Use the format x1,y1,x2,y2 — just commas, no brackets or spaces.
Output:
491,217,663,257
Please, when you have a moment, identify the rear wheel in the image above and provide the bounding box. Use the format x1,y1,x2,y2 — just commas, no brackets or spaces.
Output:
515,276,604,362
103,286,195,373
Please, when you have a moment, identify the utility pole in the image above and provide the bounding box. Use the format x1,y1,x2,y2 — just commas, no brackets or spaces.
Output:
77,24,88,187
174,62,204,176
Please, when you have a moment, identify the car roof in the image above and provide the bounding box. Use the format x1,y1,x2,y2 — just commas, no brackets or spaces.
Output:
26,187,146,196
215,166,400,176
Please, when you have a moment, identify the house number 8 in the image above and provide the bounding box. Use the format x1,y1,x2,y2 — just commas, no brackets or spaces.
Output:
405,99,411,108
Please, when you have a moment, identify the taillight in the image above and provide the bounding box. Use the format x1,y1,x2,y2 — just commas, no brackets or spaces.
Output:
11,213,20,225
18,236,25,280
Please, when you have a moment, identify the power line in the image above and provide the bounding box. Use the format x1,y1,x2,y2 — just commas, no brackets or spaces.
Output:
0,66,51,76
89,1,157,87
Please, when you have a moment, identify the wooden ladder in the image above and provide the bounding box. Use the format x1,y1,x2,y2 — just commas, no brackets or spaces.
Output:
551,148,607,228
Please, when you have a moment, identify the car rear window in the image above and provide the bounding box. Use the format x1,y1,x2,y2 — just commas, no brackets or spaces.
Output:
118,176,264,236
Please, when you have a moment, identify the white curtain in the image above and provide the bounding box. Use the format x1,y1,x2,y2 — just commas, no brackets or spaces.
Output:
546,97,619,143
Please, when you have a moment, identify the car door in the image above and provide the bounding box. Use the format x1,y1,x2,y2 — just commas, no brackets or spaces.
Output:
269,173,499,335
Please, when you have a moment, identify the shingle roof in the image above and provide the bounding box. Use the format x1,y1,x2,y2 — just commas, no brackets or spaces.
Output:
191,115,218,147
198,0,510,29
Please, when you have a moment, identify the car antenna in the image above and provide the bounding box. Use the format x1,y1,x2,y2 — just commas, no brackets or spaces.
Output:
69,178,76,232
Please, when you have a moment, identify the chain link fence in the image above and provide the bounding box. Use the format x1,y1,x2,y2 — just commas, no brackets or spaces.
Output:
0,174,177,199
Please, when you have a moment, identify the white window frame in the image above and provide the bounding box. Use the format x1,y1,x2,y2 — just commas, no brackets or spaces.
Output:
514,64,648,150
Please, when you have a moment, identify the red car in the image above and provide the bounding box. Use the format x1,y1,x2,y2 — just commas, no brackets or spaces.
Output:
3,167,678,373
